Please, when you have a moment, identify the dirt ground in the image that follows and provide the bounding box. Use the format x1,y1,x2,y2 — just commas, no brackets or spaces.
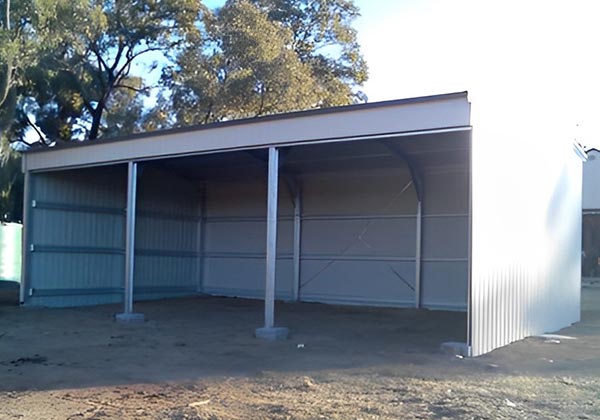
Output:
1,285,599,420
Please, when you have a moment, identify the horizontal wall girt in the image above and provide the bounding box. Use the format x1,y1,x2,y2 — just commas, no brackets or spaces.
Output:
29,245,200,258
29,286,198,297
32,201,201,222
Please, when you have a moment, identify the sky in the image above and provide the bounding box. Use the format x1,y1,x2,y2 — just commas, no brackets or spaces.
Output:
187,0,600,148
351,0,600,149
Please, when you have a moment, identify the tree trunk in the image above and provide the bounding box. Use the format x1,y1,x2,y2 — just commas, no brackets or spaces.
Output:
0,0,12,109
89,102,104,140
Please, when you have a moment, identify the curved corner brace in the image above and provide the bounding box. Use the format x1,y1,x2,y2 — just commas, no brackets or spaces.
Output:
380,141,423,201
380,141,424,309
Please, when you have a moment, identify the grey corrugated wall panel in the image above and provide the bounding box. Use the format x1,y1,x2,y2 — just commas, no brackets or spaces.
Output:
26,164,202,307
203,259,294,300
301,218,417,257
301,164,469,309
583,150,600,210
201,139,470,309
299,260,416,307
471,132,583,356
297,167,418,306
421,262,468,310
202,178,294,299
32,166,127,205
420,169,470,310
133,166,200,296
26,166,127,306
202,167,421,305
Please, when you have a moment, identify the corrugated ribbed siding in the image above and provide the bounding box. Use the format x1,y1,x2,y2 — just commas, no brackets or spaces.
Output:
26,164,202,306
202,178,295,300
27,166,127,306
134,167,200,296
470,133,582,356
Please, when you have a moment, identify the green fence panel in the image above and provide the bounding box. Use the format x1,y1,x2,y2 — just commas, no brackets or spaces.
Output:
0,223,22,283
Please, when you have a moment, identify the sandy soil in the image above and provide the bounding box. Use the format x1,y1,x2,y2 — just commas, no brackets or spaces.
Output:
0,285,599,419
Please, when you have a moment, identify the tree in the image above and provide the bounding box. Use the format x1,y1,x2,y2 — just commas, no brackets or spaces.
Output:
19,0,206,144
163,0,368,125
4,0,368,143
164,0,321,125
0,153,22,221
0,0,36,222
252,0,368,105
0,0,41,158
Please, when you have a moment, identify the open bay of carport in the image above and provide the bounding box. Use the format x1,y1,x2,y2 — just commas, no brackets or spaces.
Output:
1,286,599,420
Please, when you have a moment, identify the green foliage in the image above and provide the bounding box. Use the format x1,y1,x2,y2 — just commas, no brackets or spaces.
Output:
24,0,207,142
166,0,320,125
0,153,22,222
163,0,368,125
0,0,41,160
252,0,368,104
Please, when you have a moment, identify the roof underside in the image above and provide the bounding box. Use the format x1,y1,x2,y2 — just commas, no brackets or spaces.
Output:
147,130,470,183
23,92,471,173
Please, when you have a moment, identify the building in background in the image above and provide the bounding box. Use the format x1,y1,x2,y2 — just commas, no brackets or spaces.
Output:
583,149,600,280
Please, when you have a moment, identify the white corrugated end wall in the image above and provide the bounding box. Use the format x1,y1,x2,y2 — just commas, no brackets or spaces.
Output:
470,123,583,357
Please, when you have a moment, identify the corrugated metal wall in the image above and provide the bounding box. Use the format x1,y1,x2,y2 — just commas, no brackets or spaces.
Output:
583,150,600,210
298,168,418,306
420,168,470,310
202,138,470,310
470,133,583,356
27,166,127,306
134,166,201,299
202,177,295,299
24,134,470,311
25,164,201,307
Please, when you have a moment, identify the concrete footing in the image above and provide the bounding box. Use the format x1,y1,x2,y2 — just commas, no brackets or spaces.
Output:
441,341,470,357
115,312,145,323
255,326,289,341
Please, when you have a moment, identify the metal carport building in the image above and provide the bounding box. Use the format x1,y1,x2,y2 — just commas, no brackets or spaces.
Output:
18,92,585,356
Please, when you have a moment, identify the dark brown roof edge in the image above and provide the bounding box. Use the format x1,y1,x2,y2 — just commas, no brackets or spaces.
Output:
26,91,469,154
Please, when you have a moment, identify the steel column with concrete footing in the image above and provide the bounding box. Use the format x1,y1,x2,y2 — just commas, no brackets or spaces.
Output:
116,161,145,323
414,200,423,308
283,174,302,302
256,147,289,340
19,171,31,305
441,341,470,357
292,184,302,302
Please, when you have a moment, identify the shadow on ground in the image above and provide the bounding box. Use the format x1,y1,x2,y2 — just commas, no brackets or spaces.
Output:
1,285,600,395
0,280,18,306
2,287,600,419
0,295,467,392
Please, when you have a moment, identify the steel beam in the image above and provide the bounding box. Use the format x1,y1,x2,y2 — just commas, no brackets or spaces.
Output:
116,161,144,323
256,147,289,340
415,200,423,308
264,148,278,328
196,183,207,293
282,173,302,302
292,184,302,301
19,171,31,304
